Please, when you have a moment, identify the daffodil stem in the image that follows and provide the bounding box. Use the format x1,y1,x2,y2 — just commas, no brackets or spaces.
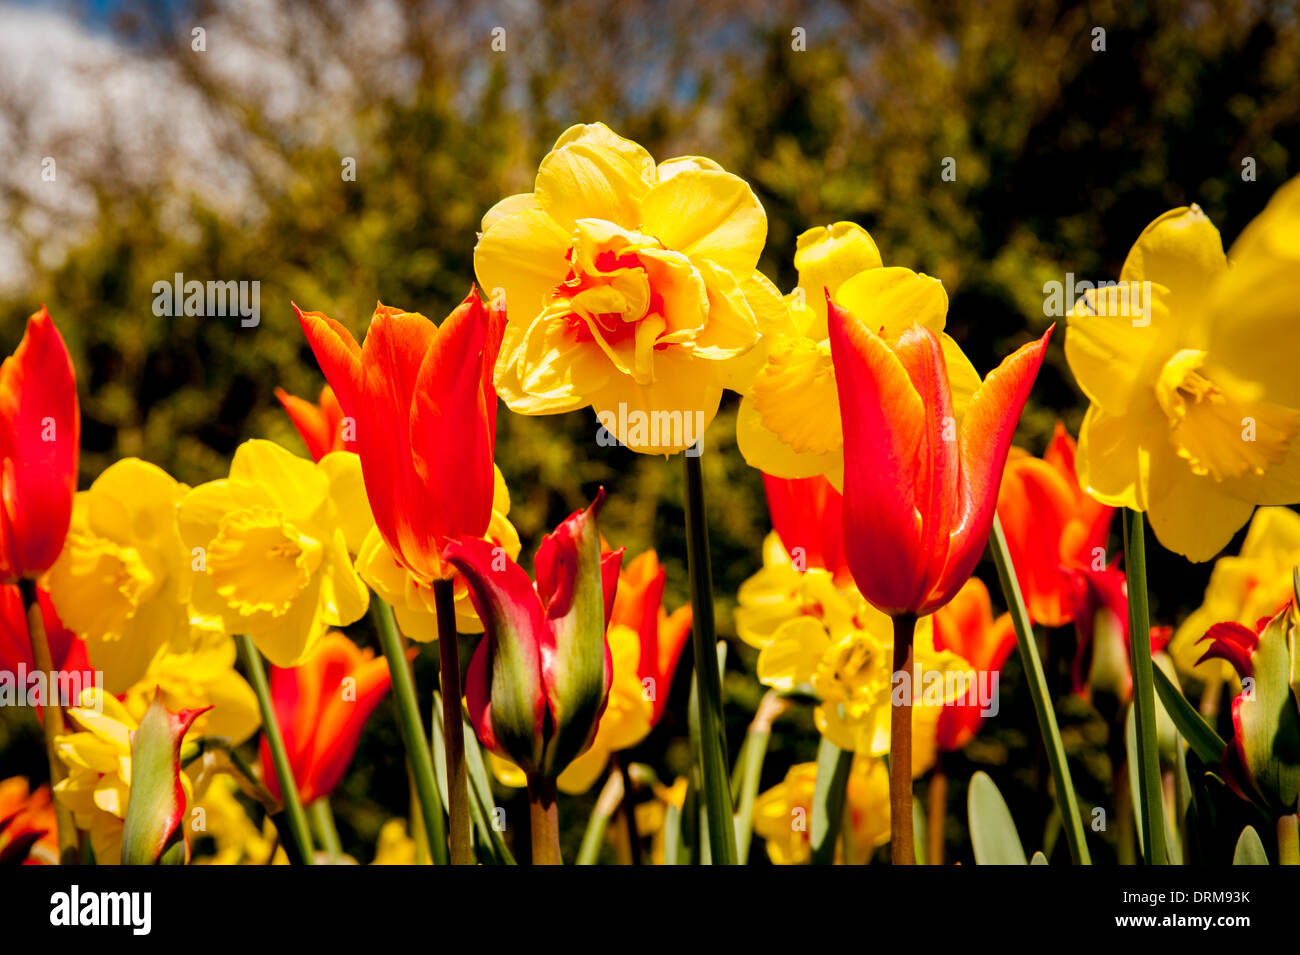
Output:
1278,814,1299,865
527,776,562,865
614,754,642,865
990,516,1092,864
307,799,342,864
811,737,854,865
432,579,473,865
1123,509,1168,865
372,598,449,866
681,450,738,866
890,613,916,865
19,578,79,866
235,632,314,865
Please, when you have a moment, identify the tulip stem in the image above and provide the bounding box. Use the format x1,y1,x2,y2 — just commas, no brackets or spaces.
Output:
307,799,342,864
890,613,917,865
372,598,449,866
1122,509,1168,865
432,579,473,865
681,450,738,865
990,516,1092,864
527,776,563,865
19,578,79,866
234,632,315,865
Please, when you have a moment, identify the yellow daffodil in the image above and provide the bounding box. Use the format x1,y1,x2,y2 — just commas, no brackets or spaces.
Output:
371,818,420,865
44,459,194,693
735,532,862,650
633,775,689,865
53,687,196,865
752,756,891,864
120,625,260,746
190,775,287,865
1169,506,1300,682
356,466,520,638
178,440,371,667
474,122,786,454
1067,176,1300,560
736,222,980,486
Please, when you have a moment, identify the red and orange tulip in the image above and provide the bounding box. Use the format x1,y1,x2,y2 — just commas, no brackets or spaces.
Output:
828,297,1052,617
0,307,79,583
444,492,621,782
931,579,1015,752
295,289,506,582
260,633,396,806
0,777,57,865
762,473,851,586
274,384,354,461
0,583,92,719
996,423,1115,628
608,549,692,727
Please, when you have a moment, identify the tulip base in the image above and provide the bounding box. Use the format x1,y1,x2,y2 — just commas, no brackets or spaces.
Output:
20,578,80,865
528,776,562,865
890,613,916,865
433,578,473,865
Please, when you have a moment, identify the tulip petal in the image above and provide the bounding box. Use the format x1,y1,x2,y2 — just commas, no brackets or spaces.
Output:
0,308,79,579
827,298,927,614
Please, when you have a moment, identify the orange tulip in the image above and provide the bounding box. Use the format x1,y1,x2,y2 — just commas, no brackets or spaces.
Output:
274,384,354,461
608,550,692,727
828,299,1052,617
762,473,851,586
930,579,1015,751
294,289,505,582
260,633,396,805
996,422,1115,627
0,307,79,583
0,777,57,865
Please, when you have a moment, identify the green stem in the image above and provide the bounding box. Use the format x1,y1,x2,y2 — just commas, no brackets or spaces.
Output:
234,632,314,865
527,776,562,865
890,613,916,865
811,737,854,865
1122,509,1167,865
19,578,80,865
614,754,642,865
990,516,1092,864
432,580,472,864
371,598,448,865
307,799,342,864
734,690,783,862
1278,814,1299,866
576,770,623,865
681,451,738,865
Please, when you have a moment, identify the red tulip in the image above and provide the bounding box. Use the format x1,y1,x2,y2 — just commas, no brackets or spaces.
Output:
608,549,692,727
996,422,1115,627
295,289,505,582
0,777,57,865
274,384,354,461
762,473,851,586
0,307,79,583
444,492,621,781
0,583,93,719
930,578,1016,751
260,633,396,805
828,298,1052,616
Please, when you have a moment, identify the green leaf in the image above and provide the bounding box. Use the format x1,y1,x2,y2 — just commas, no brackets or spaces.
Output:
968,770,1028,865
1234,608,1300,813
1153,664,1226,765
1232,825,1269,865
121,692,209,865
810,738,852,865
1030,851,1048,865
